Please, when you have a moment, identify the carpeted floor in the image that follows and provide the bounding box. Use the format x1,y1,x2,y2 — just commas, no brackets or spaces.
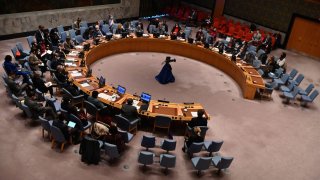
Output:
0,20,319,180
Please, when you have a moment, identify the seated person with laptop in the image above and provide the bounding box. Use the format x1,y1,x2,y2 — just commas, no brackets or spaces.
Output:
121,98,139,121
187,109,207,129
140,92,151,111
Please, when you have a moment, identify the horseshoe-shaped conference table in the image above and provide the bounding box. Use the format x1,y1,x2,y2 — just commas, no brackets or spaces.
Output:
65,37,265,122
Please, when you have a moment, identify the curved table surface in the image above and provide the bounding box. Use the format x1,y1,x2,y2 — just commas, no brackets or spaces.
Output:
66,37,264,121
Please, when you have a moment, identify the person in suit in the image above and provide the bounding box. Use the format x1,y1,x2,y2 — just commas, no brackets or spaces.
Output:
182,127,204,152
3,55,31,83
32,72,54,97
35,25,45,44
54,65,68,84
187,109,207,129
24,91,57,119
121,98,138,121
155,56,175,84
73,17,81,35
50,28,60,47
195,28,205,43
63,37,75,53
5,73,29,97
28,49,42,71
52,116,70,140
87,91,105,109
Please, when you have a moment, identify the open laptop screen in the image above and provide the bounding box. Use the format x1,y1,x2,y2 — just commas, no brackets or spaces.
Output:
117,85,126,95
140,92,151,103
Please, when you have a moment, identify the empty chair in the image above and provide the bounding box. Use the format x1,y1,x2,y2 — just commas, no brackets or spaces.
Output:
138,151,154,168
184,29,192,40
60,31,67,42
84,100,98,121
114,114,139,133
50,125,68,152
62,88,84,107
46,60,56,78
80,21,88,28
191,157,212,176
69,29,76,41
148,24,156,33
283,86,300,103
111,23,118,34
141,135,156,151
101,24,111,35
39,116,53,140
288,74,304,86
16,42,30,56
286,69,298,80
257,69,264,76
46,97,61,114
26,36,35,48
104,142,120,160
11,46,28,62
204,140,224,156
80,27,87,36
160,139,176,153
160,154,176,174
260,83,274,99
75,35,85,44
212,156,234,174
153,115,171,133
272,74,289,89
298,84,314,96
57,25,64,35
118,129,134,143
280,82,295,93
300,89,319,107
252,59,262,69
185,142,204,158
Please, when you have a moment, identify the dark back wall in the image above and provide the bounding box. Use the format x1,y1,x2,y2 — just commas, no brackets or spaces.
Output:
224,0,320,32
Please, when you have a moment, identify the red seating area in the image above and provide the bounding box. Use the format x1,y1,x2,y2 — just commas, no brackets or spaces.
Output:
209,16,276,48
163,5,210,25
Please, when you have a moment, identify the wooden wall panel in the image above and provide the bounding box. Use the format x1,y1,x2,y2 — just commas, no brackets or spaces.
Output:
287,17,320,59
213,0,225,17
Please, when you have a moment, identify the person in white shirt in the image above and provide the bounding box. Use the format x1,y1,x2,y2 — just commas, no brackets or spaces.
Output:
277,52,286,68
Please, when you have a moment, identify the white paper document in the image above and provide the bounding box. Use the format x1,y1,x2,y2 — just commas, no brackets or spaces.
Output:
81,83,90,87
191,111,198,117
66,57,75,61
98,93,117,102
71,72,82,77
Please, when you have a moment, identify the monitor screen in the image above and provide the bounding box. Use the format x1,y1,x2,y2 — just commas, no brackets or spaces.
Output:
117,85,126,95
140,92,151,103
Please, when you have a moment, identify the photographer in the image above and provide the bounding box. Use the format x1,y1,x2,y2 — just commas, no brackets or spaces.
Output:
155,56,176,84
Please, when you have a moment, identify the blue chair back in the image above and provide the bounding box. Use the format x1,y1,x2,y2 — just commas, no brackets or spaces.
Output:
117,129,133,143
69,114,84,130
104,142,120,159
57,25,64,35
138,151,154,165
11,46,18,59
216,156,234,169
80,21,88,28
50,125,66,143
84,100,98,117
149,25,156,33
309,90,319,101
102,24,110,34
188,142,204,154
303,84,315,95
39,116,52,132
185,29,191,39
60,31,67,42
193,157,212,170
289,69,298,79
154,115,171,128
80,27,87,36
294,74,304,85
21,103,33,118
16,42,26,53
69,29,76,40
161,139,176,152
141,135,156,150
27,36,34,48
160,154,176,168
75,35,85,44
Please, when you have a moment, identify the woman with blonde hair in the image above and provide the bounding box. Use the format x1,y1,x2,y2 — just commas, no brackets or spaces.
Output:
182,127,204,152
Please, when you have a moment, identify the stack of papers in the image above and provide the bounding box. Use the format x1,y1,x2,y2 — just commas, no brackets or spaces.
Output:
191,112,198,117
133,100,140,110
69,51,78,56
65,62,77,67
70,72,83,77
75,45,84,49
81,83,90,87
98,93,117,102
66,57,75,61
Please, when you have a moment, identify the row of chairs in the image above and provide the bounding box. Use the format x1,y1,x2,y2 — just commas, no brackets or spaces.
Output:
163,5,210,24
270,69,318,105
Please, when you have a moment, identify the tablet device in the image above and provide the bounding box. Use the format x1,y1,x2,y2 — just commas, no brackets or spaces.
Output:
67,121,76,128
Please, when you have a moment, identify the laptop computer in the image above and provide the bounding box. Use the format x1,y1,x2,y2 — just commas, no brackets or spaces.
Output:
117,85,126,96
140,92,151,111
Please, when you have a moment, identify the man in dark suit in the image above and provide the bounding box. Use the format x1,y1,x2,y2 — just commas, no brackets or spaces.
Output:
24,91,57,119
5,73,29,97
35,25,45,44
187,109,208,128
121,98,138,121
87,91,105,109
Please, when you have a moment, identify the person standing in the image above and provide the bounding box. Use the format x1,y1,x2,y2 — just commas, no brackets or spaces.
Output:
155,56,175,84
